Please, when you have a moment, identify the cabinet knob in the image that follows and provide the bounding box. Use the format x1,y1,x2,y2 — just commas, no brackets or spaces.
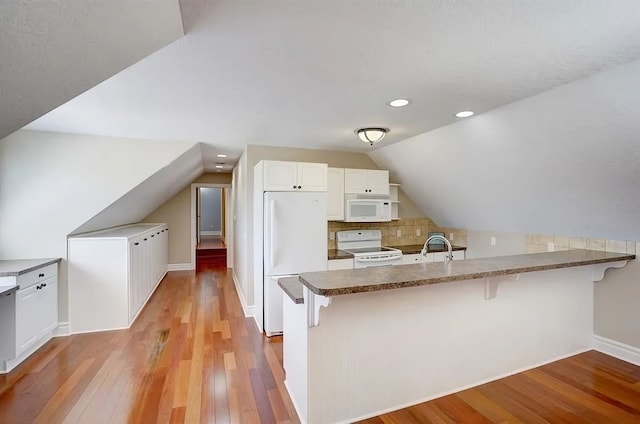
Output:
43,283,47,287
134,242,140,246
39,273,44,278
151,235,155,237
36,284,41,290
297,185,302,189
292,185,296,189
144,238,148,241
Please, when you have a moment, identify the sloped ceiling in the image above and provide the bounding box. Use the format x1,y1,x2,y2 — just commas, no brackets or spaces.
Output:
73,143,204,234
369,59,640,241
25,1,640,169
0,0,184,141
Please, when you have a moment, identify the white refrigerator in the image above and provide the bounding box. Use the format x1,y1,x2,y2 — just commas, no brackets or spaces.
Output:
263,191,327,336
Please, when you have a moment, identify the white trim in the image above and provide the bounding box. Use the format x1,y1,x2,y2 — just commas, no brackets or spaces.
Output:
340,347,592,424
168,263,194,271
284,380,307,424
232,270,256,319
53,321,70,337
200,231,222,236
593,335,640,366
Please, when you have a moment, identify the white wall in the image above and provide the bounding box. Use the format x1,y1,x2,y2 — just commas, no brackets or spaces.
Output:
0,130,197,321
369,58,640,242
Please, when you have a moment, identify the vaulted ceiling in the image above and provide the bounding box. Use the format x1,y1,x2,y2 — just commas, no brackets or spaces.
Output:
16,1,640,169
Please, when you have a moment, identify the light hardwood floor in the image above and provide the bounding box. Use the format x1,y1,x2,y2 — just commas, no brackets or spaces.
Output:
1,266,639,423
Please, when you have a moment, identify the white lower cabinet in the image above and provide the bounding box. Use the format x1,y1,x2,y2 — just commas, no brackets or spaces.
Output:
0,261,59,373
402,251,466,264
328,259,354,270
402,254,428,265
68,223,168,334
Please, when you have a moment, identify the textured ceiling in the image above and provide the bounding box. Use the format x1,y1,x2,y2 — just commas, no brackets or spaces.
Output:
0,0,184,140
21,1,640,169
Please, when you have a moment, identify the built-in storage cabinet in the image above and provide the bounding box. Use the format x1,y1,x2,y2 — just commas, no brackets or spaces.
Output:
0,260,59,373
68,223,168,334
344,169,389,195
327,168,345,220
263,160,328,192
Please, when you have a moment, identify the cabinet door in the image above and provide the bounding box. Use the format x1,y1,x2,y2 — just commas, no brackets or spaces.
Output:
39,277,58,336
15,285,40,355
368,170,390,195
327,259,354,270
263,161,297,191
327,168,344,220
297,162,327,191
402,254,427,265
344,169,369,194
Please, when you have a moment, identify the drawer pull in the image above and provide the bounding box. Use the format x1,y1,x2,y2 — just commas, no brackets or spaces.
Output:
38,273,45,278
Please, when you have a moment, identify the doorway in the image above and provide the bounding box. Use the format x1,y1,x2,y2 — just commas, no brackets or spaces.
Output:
191,183,232,270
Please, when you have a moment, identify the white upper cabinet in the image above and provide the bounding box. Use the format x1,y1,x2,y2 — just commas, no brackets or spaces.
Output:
263,160,327,192
327,167,345,220
344,169,389,195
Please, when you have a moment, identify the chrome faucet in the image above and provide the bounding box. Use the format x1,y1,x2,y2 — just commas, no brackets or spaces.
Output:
421,235,453,262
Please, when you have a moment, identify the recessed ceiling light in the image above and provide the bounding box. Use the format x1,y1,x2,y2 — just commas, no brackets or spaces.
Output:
215,165,224,169
455,110,474,118
216,154,227,158
388,99,410,107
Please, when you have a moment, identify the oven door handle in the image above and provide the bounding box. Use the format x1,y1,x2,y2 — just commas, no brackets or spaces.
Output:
355,255,403,263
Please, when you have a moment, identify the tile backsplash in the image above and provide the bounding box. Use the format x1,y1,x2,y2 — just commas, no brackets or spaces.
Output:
525,233,636,255
328,219,468,249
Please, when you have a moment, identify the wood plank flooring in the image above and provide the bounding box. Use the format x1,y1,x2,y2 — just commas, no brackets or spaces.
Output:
1,265,639,423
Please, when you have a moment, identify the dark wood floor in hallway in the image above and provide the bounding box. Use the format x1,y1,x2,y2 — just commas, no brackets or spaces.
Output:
1,266,639,423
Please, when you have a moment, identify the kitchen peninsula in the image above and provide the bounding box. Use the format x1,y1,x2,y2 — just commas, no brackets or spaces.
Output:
281,249,635,424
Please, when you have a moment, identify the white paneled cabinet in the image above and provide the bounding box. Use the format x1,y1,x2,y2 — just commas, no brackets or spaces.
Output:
0,260,59,373
402,251,466,264
263,160,328,191
328,259,354,270
344,169,389,195
68,223,168,334
327,167,345,220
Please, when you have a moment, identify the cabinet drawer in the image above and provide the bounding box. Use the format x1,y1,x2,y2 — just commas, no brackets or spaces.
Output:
16,263,58,289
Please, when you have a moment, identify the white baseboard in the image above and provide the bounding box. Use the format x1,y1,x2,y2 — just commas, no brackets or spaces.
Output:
168,263,194,271
284,380,307,424
593,335,640,366
232,271,256,318
53,321,70,337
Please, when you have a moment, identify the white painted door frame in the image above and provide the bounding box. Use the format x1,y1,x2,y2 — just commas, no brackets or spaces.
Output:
190,183,233,269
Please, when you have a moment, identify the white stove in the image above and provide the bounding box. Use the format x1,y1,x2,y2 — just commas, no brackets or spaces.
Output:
336,230,403,268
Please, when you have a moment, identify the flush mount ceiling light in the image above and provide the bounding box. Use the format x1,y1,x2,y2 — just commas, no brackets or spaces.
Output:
455,110,474,118
216,154,227,158
215,165,224,169
388,98,410,107
356,128,388,146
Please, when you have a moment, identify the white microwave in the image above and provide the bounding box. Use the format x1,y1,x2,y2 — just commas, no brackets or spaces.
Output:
344,196,391,222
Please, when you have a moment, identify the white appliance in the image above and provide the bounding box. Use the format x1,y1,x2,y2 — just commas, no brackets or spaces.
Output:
337,230,403,268
344,195,391,222
263,191,327,336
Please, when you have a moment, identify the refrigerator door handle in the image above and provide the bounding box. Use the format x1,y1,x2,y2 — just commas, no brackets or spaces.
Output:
270,199,276,268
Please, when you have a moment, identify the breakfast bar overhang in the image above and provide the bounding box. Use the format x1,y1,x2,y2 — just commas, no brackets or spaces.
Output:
280,249,635,424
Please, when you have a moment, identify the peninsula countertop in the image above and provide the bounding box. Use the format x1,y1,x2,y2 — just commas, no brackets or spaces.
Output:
301,249,635,296
0,258,61,296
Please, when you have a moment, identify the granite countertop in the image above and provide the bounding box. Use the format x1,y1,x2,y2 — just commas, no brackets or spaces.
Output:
0,258,61,277
328,249,354,260
278,277,304,304
302,249,635,297
389,244,468,255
